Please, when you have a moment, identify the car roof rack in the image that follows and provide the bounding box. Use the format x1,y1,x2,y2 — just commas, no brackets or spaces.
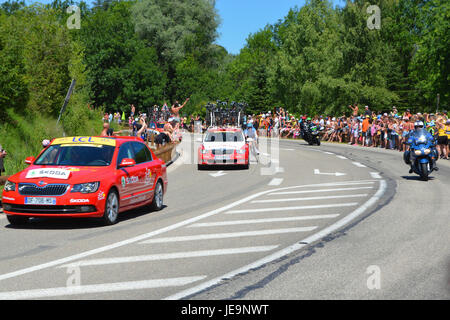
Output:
204,100,247,128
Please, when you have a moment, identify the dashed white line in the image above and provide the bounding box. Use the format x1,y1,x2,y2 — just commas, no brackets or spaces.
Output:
141,227,318,244
336,155,348,160
370,172,382,179
352,161,367,168
268,178,283,186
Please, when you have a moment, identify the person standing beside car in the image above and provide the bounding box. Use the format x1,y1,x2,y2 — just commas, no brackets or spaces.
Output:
0,144,6,175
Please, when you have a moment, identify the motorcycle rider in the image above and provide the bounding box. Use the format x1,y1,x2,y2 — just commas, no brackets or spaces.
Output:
300,116,308,140
404,121,438,173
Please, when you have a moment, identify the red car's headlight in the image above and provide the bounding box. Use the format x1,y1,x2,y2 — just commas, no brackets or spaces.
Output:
71,182,100,194
4,180,15,192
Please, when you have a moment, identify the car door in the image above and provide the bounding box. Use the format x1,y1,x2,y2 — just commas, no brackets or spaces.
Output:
131,141,157,204
116,142,140,208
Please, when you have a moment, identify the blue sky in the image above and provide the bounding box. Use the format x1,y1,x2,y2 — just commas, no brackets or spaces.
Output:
215,0,345,54
5,0,345,54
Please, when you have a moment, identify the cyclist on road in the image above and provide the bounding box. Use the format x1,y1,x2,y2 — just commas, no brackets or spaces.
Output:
244,123,259,156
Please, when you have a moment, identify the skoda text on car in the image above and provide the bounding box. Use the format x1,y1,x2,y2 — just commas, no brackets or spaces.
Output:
2,136,168,225
198,127,249,169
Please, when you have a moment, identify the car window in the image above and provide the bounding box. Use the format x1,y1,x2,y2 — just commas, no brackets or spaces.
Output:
132,142,152,164
117,142,135,168
205,131,244,142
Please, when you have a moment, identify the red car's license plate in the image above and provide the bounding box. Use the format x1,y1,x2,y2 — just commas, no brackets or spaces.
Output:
25,197,57,205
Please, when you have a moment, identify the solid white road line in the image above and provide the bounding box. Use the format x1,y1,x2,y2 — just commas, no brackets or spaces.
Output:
268,178,283,186
60,246,279,268
370,172,382,179
188,214,340,228
141,227,317,244
352,161,367,168
269,186,374,196
251,194,368,203
164,180,387,300
226,202,358,214
0,276,207,300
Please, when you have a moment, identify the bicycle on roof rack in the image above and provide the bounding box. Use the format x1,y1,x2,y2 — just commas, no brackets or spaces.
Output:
204,100,248,128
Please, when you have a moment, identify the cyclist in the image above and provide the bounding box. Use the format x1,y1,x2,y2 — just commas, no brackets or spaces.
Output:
244,123,259,155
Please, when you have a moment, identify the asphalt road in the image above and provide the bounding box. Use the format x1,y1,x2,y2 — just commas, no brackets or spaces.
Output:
0,137,448,300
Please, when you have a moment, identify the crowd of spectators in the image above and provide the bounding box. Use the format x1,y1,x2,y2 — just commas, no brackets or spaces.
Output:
244,105,450,160
101,99,190,148
100,101,450,160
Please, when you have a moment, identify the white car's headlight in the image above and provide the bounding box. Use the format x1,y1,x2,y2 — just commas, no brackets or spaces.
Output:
71,182,100,194
4,180,15,192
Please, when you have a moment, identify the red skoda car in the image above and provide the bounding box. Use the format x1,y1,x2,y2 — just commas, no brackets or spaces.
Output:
1,136,168,225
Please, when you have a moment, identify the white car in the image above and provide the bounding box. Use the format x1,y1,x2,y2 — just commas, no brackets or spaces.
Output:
198,127,249,169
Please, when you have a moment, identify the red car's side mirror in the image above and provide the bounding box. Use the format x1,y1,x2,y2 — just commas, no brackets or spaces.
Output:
25,156,35,165
119,158,136,168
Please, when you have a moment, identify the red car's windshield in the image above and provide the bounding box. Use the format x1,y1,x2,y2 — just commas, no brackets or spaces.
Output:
35,145,115,167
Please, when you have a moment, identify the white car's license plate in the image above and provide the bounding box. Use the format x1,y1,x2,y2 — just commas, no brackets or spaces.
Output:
25,197,57,205
215,155,231,160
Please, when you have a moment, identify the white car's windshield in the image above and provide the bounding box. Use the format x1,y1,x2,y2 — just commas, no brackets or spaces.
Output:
204,131,244,142
35,145,115,167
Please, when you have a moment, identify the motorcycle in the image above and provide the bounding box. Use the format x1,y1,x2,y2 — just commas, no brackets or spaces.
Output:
305,124,321,146
403,128,438,181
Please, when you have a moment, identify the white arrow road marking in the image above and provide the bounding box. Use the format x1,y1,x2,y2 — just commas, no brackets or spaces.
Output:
370,172,382,179
209,171,227,177
314,169,346,176
59,246,279,268
141,227,317,244
0,276,207,300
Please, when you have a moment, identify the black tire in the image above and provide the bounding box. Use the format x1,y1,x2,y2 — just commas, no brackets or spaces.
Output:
6,215,29,226
420,162,429,181
150,180,164,211
102,190,119,225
